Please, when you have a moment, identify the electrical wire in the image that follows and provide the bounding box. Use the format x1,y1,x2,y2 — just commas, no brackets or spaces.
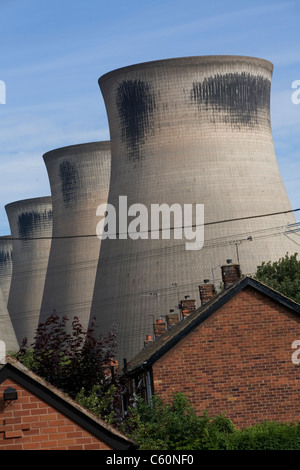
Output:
0,207,298,240
0,219,299,278
1,209,299,322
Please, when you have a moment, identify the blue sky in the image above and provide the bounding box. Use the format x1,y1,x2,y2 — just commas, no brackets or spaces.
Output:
0,0,299,234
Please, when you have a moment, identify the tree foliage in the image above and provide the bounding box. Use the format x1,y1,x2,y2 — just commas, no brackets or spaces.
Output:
226,421,300,450
122,393,300,450
75,384,117,425
16,311,121,423
255,252,300,303
122,393,235,450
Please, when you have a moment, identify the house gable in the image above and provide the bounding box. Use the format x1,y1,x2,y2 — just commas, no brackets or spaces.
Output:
0,358,135,450
127,276,300,373
125,277,300,428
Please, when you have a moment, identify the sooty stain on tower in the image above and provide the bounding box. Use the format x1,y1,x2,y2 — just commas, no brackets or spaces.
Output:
116,79,156,161
59,160,80,207
18,210,53,239
0,249,12,264
191,72,271,127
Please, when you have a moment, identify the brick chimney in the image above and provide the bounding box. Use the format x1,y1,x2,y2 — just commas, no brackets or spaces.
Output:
180,296,196,318
221,260,241,289
144,334,153,347
166,309,180,328
199,280,215,305
153,318,166,338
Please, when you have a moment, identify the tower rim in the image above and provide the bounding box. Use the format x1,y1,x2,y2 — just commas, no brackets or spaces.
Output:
5,196,52,212
98,55,273,86
43,141,111,163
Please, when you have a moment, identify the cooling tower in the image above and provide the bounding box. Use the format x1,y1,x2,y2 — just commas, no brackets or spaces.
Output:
0,236,18,352
0,286,18,353
39,142,111,331
0,236,13,306
91,55,298,362
5,197,52,346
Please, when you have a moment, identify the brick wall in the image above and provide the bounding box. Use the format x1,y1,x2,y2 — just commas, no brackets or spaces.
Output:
0,378,112,450
151,286,300,428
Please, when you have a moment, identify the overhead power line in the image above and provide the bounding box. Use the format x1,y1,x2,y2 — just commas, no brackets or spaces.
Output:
1,220,298,279
0,207,299,241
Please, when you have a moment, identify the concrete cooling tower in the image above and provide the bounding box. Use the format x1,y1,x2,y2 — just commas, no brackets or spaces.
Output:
0,236,13,306
0,236,18,352
5,197,52,346
91,55,298,362
39,142,111,332
0,286,18,353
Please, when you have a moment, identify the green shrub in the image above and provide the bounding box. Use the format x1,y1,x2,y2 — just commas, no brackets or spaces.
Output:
227,421,300,450
123,393,300,450
75,384,117,425
123,393,235,450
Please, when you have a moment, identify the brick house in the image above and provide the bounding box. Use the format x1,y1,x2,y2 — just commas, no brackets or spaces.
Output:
0,356,136,450
124,266,300,428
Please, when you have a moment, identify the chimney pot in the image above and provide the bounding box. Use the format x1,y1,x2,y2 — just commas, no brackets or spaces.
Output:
153,318,166,338
144,334,153,347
